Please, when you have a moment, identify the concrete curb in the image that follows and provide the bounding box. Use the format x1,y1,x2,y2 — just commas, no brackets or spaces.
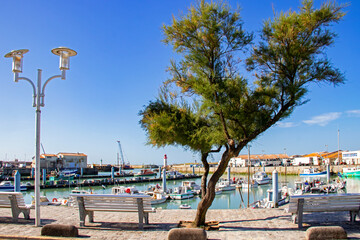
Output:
0,235,80,240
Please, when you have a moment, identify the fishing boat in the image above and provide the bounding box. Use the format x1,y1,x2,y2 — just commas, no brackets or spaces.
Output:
342,167,360,177
241,180,259,189
299,168,327,177
134,169,157,177
142,185,168,204
166,170,184,179
181,181,201,195
216,180,236,191
112,186,140,195
149,191,168,205
0,181,27,191
253,171,271,185
169,186,194,200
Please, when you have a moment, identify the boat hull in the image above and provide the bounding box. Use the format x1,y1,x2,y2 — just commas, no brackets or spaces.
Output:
169,193,194,200
342,170,360,177
0,186,27,192
299,171,327,177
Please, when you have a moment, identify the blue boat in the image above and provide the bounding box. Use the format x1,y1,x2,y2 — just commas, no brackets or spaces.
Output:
0,181,27,191
299,168,327,177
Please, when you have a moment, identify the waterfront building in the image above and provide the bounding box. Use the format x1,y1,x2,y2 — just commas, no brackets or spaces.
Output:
293,151,343,166
342,150,360,165
292,153,321,166
229,154,288,167
31,152,87,170
57,152,87,169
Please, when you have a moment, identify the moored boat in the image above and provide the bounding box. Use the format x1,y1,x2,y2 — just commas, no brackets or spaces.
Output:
135,169,157,177
342,167,360,177
299,168,327,177
112,186,140,195
179,204,191,209
0,181,27,191
169,186,194,200
216,180,236,191
253,171,271,185
181,181,201,195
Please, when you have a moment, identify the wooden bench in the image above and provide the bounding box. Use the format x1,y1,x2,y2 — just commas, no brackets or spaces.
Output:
70,194,155,229
0,192,32,222
287,193,360,229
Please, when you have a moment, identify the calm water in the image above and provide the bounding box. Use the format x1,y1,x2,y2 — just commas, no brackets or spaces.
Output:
19,172,360,209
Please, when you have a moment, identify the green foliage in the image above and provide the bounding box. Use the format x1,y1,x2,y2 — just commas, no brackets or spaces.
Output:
246,0,346,114
139,99,224,152
139,0,345,159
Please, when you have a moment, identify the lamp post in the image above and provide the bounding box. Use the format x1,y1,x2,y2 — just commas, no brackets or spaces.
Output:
4,47,77,227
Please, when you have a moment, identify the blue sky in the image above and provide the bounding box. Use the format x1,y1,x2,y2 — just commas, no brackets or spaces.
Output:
0,0,359,166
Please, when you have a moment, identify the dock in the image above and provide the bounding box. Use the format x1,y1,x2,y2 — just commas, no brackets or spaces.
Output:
25,174,202,190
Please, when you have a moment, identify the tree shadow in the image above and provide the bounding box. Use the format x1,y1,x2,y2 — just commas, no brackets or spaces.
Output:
0,217,56,225
79,221,178,232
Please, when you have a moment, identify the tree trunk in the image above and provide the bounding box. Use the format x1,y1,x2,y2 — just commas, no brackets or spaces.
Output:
194,147,235,226
200,152,210,198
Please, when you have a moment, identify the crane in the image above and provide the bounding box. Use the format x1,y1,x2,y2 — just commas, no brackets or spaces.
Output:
117,141,125,167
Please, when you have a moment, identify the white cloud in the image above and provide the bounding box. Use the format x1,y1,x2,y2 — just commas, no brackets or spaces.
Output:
303,112,341,127
276,122,297,128
346,110,360,117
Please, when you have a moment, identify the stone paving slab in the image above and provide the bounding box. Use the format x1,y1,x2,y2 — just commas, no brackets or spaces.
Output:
0,205,359,239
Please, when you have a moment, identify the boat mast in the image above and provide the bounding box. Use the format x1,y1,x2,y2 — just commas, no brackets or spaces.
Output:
117,141,125,167
337,129,340,164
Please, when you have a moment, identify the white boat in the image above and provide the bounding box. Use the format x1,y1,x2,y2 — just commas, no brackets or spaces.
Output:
181,181,201,195
253,172,271,185
166,170,184,179
0,181,27,192
169,186,194,200
299,168,327,177
150,192,168,205
342,167,360,177
216,180,236,191
241,180,258,189
142,185,168,205
215,187,222,195
179,204,191,209
112,186,140,195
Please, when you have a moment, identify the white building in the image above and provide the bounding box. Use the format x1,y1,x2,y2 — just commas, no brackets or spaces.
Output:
229,157,259,167
57,152,87,169
342,150,360,165
31,152,87,169
228,154,287,167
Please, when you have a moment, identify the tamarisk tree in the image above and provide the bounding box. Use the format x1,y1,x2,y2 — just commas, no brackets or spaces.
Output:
139,0,345,227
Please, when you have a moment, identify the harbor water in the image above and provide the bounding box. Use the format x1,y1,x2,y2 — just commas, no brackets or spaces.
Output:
17,171,360,209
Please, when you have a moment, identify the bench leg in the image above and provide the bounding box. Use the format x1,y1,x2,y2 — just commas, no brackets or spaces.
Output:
292,213,297,224
136,198,144,230
21,209,30,220
144,212,149,225
77,196,93,226
88,211,94,223
297,199,304,229
8,195,22,222
350,211,357,222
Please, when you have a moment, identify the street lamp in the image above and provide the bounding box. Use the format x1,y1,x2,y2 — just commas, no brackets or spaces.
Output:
4,47,77,227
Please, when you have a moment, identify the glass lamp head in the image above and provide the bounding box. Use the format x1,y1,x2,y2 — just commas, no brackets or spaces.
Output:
4,49,29,73
51,47,77,70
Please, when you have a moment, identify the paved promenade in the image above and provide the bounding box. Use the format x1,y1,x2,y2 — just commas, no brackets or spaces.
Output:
0,205,359,239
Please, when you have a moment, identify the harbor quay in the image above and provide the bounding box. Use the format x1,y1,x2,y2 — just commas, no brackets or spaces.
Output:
0,205,360,239
173,164,348,176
